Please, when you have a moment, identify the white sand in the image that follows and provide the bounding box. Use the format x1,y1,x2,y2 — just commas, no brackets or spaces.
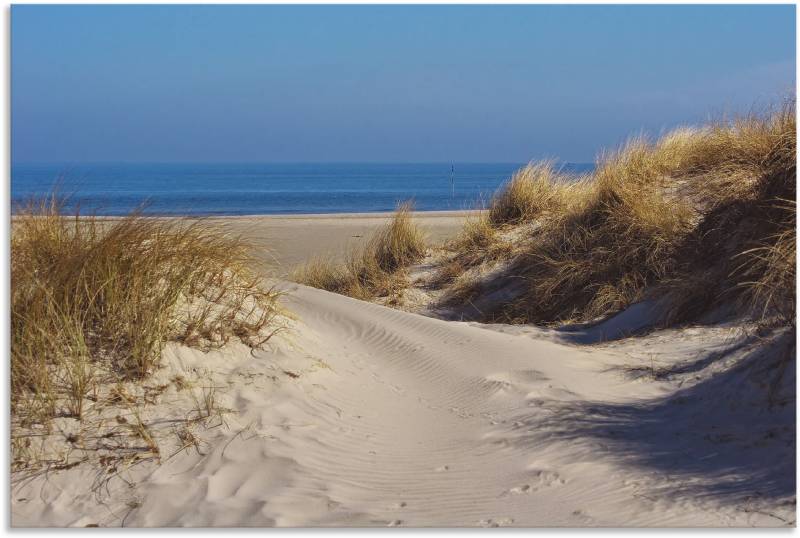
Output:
11,282,794,527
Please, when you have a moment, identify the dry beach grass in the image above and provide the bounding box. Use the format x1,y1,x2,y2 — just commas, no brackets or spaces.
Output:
11,196,283,429
434,101,796,329
292,201,426,300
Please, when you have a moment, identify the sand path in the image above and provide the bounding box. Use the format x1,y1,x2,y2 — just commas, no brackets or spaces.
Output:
122,285,787,527
12,284,792,527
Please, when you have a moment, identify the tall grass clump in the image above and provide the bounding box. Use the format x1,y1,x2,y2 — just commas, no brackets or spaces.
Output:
292,201,426,299
365,201,427,273
734,209,795,324
488,161,575,226
11,197,282,424
443,99,795,328
433,165,581,288
497,137,695,323
664,101,796,326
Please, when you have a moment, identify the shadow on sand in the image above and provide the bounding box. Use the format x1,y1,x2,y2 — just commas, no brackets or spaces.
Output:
536,330,795,510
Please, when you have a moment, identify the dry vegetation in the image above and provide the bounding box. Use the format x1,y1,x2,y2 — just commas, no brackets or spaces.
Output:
487,161,579,226
11,196,283,430
436,101,796,329
291,102,795,332
292,201,426,300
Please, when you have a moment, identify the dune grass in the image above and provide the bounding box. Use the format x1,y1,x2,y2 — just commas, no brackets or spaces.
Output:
488,161,578,227
495,137,696,323
658,103,796,326
11,196,282,425
292,201,426,300
439,100,796,328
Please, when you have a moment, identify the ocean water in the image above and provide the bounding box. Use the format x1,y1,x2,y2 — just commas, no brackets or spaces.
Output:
11,162,594,216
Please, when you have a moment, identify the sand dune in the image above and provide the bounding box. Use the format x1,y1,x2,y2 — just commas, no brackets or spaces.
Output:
11,283,794,527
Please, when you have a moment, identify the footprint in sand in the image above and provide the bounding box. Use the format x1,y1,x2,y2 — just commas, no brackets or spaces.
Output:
478,517,514,527
570,509,594,524
506,484,532,495
501,469,565,496
528,468,566,489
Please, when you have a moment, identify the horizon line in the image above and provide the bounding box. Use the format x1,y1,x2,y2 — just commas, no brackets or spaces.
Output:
12,160,596,166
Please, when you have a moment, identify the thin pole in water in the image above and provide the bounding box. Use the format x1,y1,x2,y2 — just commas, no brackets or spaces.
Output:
450,164,455,198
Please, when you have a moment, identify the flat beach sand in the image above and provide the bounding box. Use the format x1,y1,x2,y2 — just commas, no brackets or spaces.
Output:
11,211,794,528
212,210,472,274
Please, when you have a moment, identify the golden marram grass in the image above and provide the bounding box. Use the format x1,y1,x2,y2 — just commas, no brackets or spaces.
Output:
435,101,795,328
292,200,426,300
11,197,283,425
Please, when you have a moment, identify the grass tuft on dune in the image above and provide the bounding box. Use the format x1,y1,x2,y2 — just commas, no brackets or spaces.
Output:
487,161,578,227
11,196,283,425
439,100,796,328
292,201,426,300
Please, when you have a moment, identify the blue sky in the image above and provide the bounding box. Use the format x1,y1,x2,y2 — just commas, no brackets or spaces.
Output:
11,4,796,163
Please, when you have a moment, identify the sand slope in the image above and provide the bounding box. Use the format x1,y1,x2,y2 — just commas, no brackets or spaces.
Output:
11,284,794,527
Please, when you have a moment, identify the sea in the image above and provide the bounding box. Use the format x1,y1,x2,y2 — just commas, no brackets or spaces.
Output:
11,162,594,216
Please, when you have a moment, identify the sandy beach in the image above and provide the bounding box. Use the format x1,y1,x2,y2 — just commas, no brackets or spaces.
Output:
10,4,795,530
213,211,472,275
10,212,795,527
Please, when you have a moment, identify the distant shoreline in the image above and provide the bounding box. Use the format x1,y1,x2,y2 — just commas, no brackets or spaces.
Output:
200,209,480,220
11,162,594,218
208,212,471,273
11,208,482,220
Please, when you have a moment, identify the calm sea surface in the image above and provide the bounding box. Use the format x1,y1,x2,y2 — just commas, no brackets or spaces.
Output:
11,163,594,216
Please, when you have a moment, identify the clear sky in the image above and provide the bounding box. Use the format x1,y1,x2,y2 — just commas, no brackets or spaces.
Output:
11,4,796,164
